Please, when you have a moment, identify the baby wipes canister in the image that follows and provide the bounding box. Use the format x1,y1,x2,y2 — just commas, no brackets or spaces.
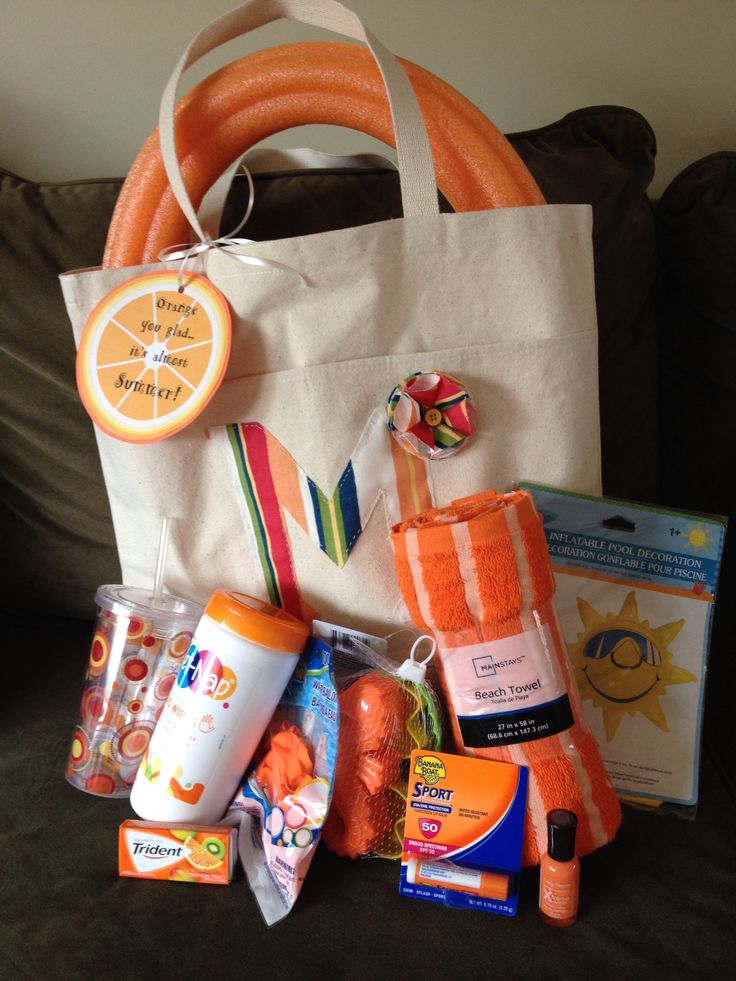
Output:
130,590,309,824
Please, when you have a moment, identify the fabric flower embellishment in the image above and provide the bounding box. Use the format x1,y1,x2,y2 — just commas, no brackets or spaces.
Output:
386,371,477,459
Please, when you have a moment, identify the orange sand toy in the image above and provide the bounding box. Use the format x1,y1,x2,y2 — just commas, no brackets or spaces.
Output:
322,671,427,859
391,491,622,867
103,42,544,268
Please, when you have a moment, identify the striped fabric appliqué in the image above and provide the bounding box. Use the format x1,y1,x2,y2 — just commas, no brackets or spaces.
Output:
216,410,433,617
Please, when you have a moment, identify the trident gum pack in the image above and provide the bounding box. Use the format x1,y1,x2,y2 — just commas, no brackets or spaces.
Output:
400,750,528,916
118,821,237,884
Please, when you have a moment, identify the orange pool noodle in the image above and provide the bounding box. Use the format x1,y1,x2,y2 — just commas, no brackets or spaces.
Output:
103,42,545,268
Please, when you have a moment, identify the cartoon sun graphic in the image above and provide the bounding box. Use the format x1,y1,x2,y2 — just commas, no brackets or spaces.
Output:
570,591,696,740
683,522,713,555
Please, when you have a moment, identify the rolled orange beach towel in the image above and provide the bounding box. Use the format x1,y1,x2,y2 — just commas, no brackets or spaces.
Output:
391,489,621,866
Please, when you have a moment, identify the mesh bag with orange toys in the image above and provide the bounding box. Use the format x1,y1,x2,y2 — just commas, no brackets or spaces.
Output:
318,629,443,860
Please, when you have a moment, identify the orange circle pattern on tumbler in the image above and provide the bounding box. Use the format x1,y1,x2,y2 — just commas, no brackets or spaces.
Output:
76,271,231,443
88,631,111,674
67,586,202,798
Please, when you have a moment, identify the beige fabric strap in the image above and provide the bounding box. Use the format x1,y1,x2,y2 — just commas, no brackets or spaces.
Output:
159,0,440,237
198,148,398,239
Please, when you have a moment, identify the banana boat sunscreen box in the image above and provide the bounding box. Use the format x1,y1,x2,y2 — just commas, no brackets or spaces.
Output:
400,751,527,916
119,821,237,884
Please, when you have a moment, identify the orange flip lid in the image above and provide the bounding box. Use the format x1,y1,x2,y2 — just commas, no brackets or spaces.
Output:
204,590,308,653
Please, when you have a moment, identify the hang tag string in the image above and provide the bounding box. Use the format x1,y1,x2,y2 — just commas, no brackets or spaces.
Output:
224,159,257,239
157,164,307,289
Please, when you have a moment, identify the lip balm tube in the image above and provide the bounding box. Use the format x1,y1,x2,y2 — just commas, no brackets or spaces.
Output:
406,856,509,901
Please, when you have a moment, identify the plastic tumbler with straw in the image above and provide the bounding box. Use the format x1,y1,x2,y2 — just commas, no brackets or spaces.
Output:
66,518,203,797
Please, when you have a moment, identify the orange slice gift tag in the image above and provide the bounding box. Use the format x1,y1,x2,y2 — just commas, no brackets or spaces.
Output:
76,270,231,443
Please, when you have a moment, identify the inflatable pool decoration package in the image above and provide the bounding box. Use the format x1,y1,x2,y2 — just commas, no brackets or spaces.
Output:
522,482,726,807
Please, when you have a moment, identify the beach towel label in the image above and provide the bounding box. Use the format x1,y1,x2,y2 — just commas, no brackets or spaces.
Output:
521,482,727,806
76,271,231,443
441,625,573,747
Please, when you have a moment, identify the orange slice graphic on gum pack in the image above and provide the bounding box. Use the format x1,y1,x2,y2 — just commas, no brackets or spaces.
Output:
186,838,223,871
76,271,231,443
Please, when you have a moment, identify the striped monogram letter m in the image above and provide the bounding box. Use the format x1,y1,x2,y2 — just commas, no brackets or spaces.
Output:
214,410,433,620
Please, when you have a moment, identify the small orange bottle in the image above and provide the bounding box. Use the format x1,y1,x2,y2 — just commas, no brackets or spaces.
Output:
539,809,580,927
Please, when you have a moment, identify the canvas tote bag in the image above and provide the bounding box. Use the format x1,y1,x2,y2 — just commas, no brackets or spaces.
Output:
62,0,601,636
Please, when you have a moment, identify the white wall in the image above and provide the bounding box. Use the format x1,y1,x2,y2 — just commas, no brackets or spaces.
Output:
2,0,734,196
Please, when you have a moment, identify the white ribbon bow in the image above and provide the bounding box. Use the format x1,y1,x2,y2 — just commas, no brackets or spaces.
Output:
158,164,307,289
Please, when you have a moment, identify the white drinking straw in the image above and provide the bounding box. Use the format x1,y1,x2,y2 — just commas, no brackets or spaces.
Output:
152,516,172,603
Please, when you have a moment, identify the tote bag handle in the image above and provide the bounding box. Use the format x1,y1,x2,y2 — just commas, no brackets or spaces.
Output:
159,0,439,237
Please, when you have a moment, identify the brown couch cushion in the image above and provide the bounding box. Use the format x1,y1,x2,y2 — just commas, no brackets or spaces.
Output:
0,105,658,618
0,174,123,616
655,151,736,781
656,151,736,521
